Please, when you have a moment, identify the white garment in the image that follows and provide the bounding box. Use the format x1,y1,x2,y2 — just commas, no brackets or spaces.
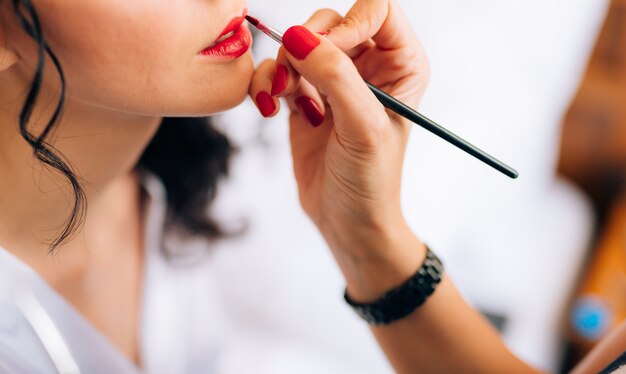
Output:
0,173,227,374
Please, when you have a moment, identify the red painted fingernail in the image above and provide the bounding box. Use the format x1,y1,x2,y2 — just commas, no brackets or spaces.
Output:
317,31,329,36
255,91,276,117
271,64,288,96
295,96,324,127
283,26,320,60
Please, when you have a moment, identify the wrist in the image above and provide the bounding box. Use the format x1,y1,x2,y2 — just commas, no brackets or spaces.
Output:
319,204,405,259
327,220,428,303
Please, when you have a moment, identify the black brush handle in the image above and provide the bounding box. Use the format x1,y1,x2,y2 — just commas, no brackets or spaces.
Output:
366,81,519,179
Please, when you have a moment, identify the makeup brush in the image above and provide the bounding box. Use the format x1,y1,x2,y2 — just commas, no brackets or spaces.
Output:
246,15,518,179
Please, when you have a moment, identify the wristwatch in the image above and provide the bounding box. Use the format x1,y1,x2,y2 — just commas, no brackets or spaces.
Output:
344,245,444,325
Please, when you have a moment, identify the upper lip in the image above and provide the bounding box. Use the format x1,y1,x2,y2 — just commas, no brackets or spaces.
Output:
212,9,247,45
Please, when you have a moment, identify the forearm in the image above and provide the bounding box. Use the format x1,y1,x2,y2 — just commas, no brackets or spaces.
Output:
330,225,541,373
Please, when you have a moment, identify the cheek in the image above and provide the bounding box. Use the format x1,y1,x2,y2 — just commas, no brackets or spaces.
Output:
35,1,252,116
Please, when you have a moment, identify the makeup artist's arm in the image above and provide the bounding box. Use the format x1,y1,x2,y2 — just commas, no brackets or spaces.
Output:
250,1,537,372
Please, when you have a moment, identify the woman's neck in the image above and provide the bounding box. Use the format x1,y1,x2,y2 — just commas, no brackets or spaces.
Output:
0,71,160,265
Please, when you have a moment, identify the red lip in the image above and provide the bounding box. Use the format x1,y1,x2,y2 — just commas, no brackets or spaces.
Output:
217,11,247,40
199,9,252,60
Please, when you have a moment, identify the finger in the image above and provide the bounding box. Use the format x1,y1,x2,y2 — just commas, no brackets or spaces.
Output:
302,8,374,61
271,9,343,98
303,8,343,34
249,58,280,118
271,48,299,97
286,80,333,184
285,79,327,129
326,0,417,52
282,25,388,149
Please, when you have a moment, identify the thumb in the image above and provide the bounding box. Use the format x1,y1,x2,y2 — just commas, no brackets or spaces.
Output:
326,0,416,51
282,25,387,145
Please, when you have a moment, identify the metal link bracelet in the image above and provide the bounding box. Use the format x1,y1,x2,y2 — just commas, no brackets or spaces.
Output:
344,245,444,325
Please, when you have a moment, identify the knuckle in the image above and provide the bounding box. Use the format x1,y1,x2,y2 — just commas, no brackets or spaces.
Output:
252,59,276,81
408,46,430,77
351,114,390,152
406,53,430,95
311,8,342,22
388,47,430,97
258,58,276,70
336,16,363,46
398,47,418,70
318,53,354,83
338,15,359,31
337,10,382,43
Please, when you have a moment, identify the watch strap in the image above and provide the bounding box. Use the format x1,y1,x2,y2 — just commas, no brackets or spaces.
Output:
344,245,444,325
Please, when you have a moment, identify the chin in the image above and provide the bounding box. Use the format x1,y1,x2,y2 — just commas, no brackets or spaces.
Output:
212,78,252,113
187,55,254,116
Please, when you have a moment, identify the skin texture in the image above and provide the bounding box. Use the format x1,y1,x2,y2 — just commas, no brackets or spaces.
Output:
0,0,624,371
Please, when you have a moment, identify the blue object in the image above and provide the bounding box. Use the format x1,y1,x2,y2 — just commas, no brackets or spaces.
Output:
571,296,613,341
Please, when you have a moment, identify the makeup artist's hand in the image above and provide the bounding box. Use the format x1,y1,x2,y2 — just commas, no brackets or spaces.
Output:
250,0,429,300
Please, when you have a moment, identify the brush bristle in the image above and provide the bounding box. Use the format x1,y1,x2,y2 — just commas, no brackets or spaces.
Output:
245,15,260,27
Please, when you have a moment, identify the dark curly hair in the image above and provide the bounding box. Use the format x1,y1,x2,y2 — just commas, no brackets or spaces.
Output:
11,0,238,253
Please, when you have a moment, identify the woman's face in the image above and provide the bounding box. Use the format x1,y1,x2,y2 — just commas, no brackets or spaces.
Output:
3,0,253,116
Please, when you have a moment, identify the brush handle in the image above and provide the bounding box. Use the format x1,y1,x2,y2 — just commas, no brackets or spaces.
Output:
366,82,518,179
248,18,518,179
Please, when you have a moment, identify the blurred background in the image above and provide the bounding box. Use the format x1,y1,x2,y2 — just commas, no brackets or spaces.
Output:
558,0,626,370
195,0,626,372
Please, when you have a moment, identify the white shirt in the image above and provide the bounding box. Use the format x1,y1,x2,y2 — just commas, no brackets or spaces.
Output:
0,172,227,374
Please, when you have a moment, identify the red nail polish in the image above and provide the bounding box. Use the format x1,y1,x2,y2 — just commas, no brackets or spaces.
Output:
283,26,320,60
271,64,288,96
295,96,324,127
255,91,276,118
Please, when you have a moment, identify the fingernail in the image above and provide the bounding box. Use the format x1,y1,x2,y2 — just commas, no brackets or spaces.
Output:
317,31,329,36
295,96,324,127
255,91,276,118
271,64,288,96
283,26,320,60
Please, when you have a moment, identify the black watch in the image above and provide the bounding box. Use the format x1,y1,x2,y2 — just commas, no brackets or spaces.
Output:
344,245,444,325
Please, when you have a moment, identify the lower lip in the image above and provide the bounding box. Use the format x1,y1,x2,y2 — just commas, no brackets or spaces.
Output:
199,25,252,60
